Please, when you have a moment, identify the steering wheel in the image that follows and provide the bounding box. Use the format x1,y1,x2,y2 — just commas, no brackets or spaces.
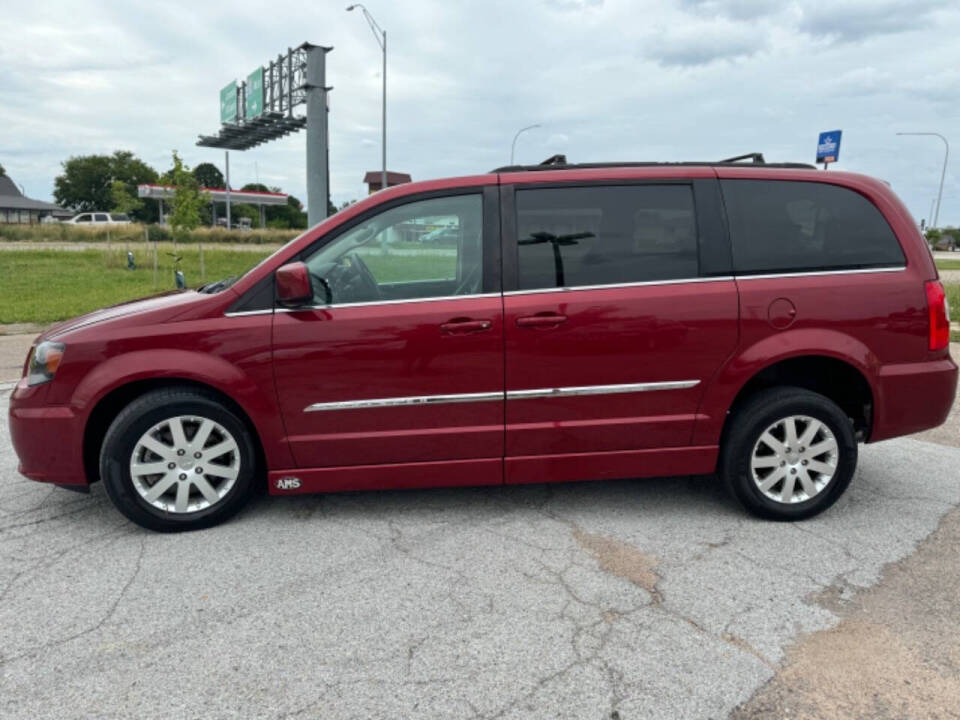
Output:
348,252,381,301
307,270,333,304
308,254,380,305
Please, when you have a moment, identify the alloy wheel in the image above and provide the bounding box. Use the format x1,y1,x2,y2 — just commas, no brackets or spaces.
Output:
129,415,241,513
750,415,839,504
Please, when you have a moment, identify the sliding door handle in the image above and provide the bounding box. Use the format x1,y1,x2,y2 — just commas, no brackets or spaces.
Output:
516,313,567,328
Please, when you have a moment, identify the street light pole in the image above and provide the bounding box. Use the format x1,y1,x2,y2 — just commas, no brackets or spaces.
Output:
510,124,541,165
897,132,950,228
347,4,387,192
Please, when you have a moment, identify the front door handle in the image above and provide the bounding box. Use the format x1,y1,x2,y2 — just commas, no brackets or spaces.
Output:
516,313,568,328
440,318,492,334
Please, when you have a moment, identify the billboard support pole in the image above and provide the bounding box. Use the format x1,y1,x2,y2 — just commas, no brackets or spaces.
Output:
305,45,330,227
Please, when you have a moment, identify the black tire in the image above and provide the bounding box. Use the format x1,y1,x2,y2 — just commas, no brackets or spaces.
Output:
720,386,858,520
100,387,258,532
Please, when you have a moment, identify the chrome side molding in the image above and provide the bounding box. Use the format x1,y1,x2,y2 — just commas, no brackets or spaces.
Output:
303,380,700,412
506,380,700,400
734,266,905,281
304,390,503,412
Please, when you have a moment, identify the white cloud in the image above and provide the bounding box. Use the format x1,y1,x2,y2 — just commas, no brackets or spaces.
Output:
797,0,952,42
642,17,764,67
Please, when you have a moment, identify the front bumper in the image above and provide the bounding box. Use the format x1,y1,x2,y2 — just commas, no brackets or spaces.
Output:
9,378,87,486
871,356,959,442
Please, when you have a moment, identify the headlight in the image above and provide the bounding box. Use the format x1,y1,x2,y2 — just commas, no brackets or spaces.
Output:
27,342,65,386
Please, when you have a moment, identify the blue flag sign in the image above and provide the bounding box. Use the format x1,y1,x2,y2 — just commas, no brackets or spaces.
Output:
816,130,842,164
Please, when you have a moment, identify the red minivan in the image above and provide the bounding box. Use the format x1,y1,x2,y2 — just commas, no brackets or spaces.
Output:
8,158,957,531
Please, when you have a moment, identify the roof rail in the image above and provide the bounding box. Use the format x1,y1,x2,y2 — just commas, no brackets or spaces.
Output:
718,152,766,164
493,155,816,173
539,154,568,166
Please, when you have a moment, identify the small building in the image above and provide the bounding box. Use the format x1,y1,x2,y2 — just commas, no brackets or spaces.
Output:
363,171,412,194
0,174,69,224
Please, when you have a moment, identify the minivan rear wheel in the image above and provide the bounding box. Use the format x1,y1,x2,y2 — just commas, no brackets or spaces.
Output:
100,387,257,532
720,387,857,520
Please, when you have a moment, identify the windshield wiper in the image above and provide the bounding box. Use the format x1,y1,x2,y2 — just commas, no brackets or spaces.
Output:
198,276,237,294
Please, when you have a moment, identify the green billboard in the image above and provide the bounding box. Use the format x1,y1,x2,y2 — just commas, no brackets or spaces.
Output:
220,81,238,124
246,67,264,119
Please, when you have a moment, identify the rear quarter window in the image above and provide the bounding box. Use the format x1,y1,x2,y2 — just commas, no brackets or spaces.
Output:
721,179,905,274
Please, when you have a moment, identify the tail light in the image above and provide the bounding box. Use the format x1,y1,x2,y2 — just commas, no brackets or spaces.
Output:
925,280,950,351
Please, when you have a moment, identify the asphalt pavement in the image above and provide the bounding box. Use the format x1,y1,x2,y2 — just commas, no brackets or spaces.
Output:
2,384,959,719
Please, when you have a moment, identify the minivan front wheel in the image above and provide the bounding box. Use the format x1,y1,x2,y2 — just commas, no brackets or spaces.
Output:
720,387,858,520
100,388,257,532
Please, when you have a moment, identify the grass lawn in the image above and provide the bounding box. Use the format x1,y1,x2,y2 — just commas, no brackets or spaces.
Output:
935,259,960,271
0,244,458,324
0,245,274,324
945,283,960,344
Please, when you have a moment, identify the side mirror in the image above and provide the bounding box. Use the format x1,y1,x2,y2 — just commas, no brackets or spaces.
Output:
276,262,313,306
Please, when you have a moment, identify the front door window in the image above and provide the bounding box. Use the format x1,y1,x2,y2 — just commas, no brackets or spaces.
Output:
302,194,484,305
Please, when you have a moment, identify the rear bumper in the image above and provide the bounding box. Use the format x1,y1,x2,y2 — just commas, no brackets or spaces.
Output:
8,379,87,486
871,356,958,442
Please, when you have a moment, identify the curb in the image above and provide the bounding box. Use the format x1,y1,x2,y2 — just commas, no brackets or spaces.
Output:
0,323,47,336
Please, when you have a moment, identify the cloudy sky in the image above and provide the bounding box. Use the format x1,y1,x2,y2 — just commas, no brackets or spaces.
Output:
2,0,958,224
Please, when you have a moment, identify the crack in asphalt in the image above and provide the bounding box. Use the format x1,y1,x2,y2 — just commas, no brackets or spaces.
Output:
0,533,145,667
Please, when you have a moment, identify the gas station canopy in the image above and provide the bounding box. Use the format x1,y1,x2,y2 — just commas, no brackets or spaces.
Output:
137,184,289,206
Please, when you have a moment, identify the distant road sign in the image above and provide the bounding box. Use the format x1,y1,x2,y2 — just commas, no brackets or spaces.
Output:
220,81,238,124
246,68,264,119
816,130,842,164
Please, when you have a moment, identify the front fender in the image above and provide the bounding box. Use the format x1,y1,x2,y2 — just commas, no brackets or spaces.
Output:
692,328,881,446
71,349,293,469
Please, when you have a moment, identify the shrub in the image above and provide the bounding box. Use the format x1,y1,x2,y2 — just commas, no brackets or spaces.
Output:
0,223,299,245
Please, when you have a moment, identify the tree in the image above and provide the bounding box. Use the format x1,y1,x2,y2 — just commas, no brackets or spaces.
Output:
110,179,142,216
54,155,113,212
0,162,5,177
54,151,158,222
193,162,224,189
111,150,157,189
236,183,309,229
168,151,207,241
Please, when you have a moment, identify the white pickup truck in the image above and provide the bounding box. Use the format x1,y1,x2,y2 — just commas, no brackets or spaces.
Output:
63,212,132,225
